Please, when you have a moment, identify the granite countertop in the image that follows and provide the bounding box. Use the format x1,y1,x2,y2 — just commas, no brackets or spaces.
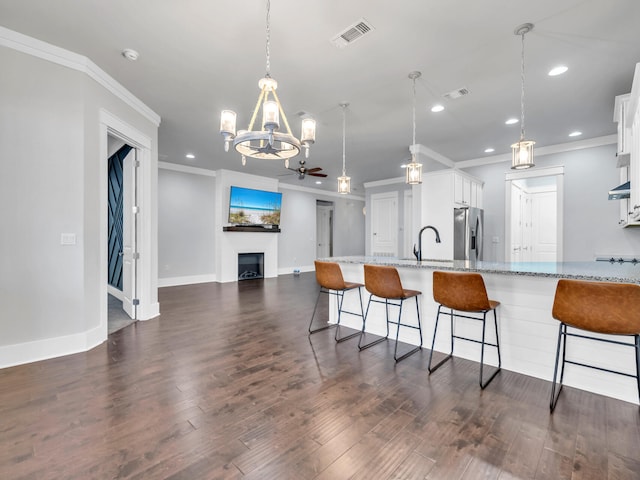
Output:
324,256,640,284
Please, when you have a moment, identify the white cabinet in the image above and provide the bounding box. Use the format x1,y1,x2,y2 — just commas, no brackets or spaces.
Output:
453,171,482,208
625,64,640,221
614,94,631,159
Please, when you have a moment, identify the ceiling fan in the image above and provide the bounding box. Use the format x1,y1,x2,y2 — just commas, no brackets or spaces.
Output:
284,159,327,180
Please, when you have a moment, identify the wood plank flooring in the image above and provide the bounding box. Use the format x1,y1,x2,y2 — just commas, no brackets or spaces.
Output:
1,272,640,479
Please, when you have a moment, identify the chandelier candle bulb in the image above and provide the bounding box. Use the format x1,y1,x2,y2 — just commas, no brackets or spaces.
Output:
262,101,280,129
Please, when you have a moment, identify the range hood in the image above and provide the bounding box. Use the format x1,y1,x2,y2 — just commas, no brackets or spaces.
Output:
608,181,631,200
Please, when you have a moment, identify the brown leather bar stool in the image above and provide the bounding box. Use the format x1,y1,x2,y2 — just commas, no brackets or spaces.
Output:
359,264,422,362
550,279,640,412
428,271,501,389
309,260,364,342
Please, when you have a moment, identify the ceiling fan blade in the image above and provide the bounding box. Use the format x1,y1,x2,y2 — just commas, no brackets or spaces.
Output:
306,167,323,173
308,172,328,177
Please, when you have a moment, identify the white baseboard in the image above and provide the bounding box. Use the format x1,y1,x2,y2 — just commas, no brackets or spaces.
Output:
158,274,217,287
0,325,105,369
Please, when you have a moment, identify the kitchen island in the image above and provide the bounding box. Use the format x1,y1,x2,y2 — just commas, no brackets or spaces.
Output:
322,256,640,405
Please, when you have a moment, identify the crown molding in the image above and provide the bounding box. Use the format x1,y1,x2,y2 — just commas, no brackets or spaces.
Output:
363,176,406,188
158,161,217,177
0,26,160,127
457,134,617,169
279,181,365,201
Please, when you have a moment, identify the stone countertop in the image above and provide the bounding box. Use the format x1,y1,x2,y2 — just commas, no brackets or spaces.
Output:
324,256,640,284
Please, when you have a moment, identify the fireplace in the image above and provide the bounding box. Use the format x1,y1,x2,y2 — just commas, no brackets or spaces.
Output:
238,253,264,281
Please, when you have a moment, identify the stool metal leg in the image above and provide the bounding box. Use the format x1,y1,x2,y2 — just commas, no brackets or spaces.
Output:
393,296,422,363
479,309,501,389
358,294,387,351
334,287,363,343
550,322,567,412
428,305,454,373
308,287,334,335
636,335,640,402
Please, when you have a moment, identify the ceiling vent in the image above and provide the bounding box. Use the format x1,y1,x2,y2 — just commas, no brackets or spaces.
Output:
443,87,470,100
331,18,375,48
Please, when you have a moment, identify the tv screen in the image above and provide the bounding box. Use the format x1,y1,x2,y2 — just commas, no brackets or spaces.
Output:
228,186,282,226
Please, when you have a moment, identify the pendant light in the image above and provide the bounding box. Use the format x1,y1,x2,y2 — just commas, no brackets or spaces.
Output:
511,23,535,170
406,71,422,184
337,103,351,194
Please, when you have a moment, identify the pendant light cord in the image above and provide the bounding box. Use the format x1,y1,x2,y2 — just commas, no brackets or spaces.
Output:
520,30,526,141
412,76,417,154
342,104,347,176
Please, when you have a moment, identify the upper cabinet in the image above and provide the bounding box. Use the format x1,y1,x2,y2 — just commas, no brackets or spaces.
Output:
453,171,483,208
614,93,631,161
621,64,640,221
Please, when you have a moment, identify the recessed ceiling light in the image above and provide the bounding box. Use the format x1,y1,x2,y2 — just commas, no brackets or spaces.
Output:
484,148,495,153
431,104,445,113
568,131,582,137
505,118,519,125
185,153,195,159
548,65,568,76
400,164,408,169
122,48,139,61
315,180,322,184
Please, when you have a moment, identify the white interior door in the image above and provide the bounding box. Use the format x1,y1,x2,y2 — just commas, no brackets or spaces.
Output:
371,192,398,256
316,204,332,258
510,184,523,262
121,149,137,319
531,191,557,262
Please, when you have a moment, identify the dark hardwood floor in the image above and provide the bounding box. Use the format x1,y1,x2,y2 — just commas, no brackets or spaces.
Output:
2,272,640,479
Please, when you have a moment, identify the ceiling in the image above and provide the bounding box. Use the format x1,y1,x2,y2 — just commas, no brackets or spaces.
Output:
2,0,639,193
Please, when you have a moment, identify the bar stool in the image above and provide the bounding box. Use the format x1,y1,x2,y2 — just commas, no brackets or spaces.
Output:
359,264,422,362
550,279,640,412
428,271,501,389
309,260,364,342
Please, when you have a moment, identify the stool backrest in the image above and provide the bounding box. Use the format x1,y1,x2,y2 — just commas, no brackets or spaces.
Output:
314,261,347,290
364,264,405,299
552,279,640,335
433,271,492,312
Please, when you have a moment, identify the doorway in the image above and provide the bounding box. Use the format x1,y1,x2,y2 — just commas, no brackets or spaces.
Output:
505,166,563,262
107,136,138,333
316,200,334,258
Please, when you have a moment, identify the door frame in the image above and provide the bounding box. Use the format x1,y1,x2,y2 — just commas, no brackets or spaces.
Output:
316,201,334,258
99,110,157,340
505,165,564,262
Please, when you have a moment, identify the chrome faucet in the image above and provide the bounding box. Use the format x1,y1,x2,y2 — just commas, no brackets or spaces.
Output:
413,225,441,261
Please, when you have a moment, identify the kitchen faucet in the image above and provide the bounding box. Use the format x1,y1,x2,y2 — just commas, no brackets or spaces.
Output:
413,225,441,261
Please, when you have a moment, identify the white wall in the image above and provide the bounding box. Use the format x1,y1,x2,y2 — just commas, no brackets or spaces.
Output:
158,168,215,285
0,38,159,367
464,144,640,261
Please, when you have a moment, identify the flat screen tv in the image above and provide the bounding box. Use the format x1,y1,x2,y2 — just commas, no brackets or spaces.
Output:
228,186,282,226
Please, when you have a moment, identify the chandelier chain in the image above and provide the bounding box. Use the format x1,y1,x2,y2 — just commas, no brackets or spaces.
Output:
520,30,526,141
265,0,271,75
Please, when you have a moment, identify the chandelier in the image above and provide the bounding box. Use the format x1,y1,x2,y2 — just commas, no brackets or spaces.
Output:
219,0,316,166
511,23,535,170
406,71,423,184
337,103,351,194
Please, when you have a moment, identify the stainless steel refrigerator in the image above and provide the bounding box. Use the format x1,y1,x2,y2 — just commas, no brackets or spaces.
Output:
454,207,484,261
